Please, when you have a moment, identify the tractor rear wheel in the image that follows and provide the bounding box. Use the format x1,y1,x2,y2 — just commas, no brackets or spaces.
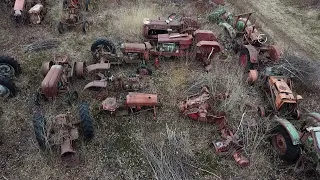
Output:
91,39,116,60
0,56,21,78
0,77,16,98
270,125,301,163
33,108,47,150
239,49,253,71
78,102,94,139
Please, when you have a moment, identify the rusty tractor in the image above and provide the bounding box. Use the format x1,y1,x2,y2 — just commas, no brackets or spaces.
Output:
0,56,21,98
57,0,88,34
62,0,90,11
12,0,46,24
269,113,320,172
89,30,222,73
101,92,158,119
257,67,302,120
178,86,249,167
33,102,94,166
209,9,282,72
143,13,200,41
83,72,149,95
35,55,85,104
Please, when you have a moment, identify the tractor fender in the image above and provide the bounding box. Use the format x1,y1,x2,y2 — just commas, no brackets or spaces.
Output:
268,45,282,61
196,41,222,54
273,117,301,145
86,63,111,73
220,22,236,39
242,45,258,64
83,81,108,90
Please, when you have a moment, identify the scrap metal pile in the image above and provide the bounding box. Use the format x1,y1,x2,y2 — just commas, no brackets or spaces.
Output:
2,0,320,173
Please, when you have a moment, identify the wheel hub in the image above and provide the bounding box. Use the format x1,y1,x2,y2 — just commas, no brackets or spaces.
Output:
0,84,10,98
275,134,287,155
0,64,15,78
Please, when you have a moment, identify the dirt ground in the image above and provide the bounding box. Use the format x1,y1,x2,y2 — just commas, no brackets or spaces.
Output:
1,0,320,180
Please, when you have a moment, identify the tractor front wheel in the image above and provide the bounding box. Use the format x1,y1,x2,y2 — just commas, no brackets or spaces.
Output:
33,108,47,150
270,125,301,163
78,102,94,139
82,21,89,34
57,22,65,34
239,49,253,71
91,39,117,60
136,66,152,76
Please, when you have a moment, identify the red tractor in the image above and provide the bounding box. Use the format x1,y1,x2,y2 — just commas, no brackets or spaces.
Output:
0,56,21,98
12,0,46,24
88,30,222,78
58,0,89,34
36,55,85,104
142,13,200,41
101,92,158,119
178,86,249,167
33,102,94,166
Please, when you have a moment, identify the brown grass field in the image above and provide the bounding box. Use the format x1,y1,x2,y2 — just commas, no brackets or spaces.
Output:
1,0,320,179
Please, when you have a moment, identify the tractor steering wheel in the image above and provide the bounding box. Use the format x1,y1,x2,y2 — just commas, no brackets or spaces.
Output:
258,34,268,44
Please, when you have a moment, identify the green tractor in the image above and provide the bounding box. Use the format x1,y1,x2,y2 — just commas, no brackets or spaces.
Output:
270,113,320,172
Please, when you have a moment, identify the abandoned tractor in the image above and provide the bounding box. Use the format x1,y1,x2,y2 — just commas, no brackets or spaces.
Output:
90,30,222,72
58,0,88,34
36,55,85,104
178,86,249,167
101,92,158,119
83,72,149,95
257,67,302,120
0,56,21,98
143,13,200,41
33,102,94,166
63,0,90,11
209,9,282,71
270,113,320,172
12,0,46,24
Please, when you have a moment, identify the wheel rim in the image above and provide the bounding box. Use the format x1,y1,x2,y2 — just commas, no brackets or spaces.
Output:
272,134,287,155
139,68,149,75
0,84,10,98
240,54,248,68
0,63,15,78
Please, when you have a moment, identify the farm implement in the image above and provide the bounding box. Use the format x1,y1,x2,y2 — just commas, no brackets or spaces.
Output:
12,0,46,24
178,86,249,167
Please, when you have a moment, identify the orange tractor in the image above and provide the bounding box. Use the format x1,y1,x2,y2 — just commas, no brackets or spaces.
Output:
35,55,86,104
257,67,302,120
11,0,46,24
101,92,158,119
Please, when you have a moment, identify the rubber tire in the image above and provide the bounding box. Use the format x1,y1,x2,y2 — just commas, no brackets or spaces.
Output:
82,21,89,34
0,77,17,97
270,125,301,163
78,102,94,139
85,0,90,11
239,49,253,71
57,22,64,34
91,39,116,55
33,108,47,149
0,56,22,77
136,66,152,76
